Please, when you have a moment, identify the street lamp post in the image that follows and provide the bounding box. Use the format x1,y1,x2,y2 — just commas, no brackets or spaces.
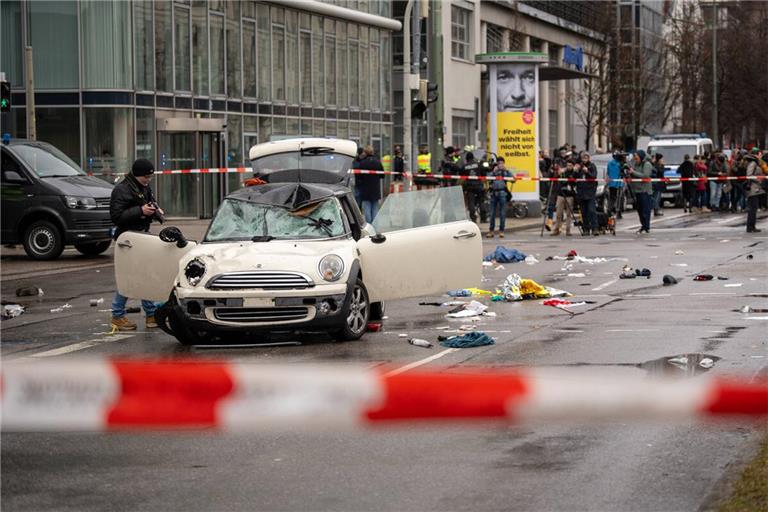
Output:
711,2,718,148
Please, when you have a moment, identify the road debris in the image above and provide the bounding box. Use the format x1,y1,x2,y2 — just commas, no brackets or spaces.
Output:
674,250,685,255
1,304,25,319
50,303,73,313
447,288,493,297
366,322,382,332
567,273,586,278
524,255,539,265
89,298,105,307
662,275,678,285
694,274,714,281
494,264,505,270
438,331,495,348
446,300,489,319
737,306,768,313
15,287,43,297
408,338,433,348
670,263,688,267
483,246,527,263
497,274,571,302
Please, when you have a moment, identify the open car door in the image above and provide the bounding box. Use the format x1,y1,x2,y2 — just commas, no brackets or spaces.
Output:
357,187,482,302
114,231,197,302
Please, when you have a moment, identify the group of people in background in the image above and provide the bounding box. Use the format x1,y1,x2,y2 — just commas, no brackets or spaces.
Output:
356,142,767,235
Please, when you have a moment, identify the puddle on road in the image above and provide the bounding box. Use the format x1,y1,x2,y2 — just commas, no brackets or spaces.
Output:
637,353,721,377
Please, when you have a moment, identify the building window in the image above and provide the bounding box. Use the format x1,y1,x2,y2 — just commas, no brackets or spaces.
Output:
136,109,155,164
286,11,299,104
226,1,241,97
29,0,78,89
1,0,23,87
549,109,558,152
324,19,336,106
84,108,134,177
174,5,191,91
336,22,348,108
452,116,473,149
300,29,312,104
359,26,368,109
349,37,359,107
210,13,225,95
192,3,208,96
312,16,324,106
381,31,391,111
451,5,471,61
154,1,172,92
36,108,80,164
81,1,131,89
272,18,286,101
243,19,257,97
257,4,271,100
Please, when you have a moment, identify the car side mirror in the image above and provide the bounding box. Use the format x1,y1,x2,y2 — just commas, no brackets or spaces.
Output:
159,226,188,248
3,171,26,183
370,233,386,244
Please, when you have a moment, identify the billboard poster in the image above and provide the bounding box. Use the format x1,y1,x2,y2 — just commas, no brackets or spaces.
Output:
479,53,548,201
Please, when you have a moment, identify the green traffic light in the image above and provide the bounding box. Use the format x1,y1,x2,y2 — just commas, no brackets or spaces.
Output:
0,99,7,107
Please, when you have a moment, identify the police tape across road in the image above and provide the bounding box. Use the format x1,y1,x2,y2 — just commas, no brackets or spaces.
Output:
93,167,767,183
1,359,766,432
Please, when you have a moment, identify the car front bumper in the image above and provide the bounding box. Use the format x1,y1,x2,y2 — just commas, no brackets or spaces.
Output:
173,283,351,331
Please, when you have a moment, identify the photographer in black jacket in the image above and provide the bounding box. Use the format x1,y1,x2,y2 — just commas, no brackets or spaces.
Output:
109,158,164,331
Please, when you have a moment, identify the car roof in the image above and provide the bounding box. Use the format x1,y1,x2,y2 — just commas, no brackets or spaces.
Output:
648,138,712,146
248,137,357,161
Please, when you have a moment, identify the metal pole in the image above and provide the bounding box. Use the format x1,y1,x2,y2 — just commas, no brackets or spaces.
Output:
25,46,36,141
402,0,414,176
711,3,718,147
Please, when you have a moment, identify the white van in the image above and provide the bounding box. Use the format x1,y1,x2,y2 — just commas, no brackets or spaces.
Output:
646,134,713,206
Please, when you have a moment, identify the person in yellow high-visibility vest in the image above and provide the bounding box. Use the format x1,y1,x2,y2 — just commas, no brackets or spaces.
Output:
382,153,392,173
415,146,435,190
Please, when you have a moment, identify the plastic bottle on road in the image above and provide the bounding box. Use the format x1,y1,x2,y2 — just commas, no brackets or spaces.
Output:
408,338,433,348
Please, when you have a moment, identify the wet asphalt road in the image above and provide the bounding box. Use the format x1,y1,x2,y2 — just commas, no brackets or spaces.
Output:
2,209,767,512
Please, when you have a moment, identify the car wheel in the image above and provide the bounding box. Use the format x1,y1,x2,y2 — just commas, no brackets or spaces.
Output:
335,279,370,341
23,220,64,260
74,240,111,256
369,301,385,321
511,202,528,219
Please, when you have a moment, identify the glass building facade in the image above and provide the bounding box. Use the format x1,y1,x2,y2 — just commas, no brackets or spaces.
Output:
0,0,395,217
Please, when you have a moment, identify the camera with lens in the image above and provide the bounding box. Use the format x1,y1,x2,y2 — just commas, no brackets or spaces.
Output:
148,201,165,224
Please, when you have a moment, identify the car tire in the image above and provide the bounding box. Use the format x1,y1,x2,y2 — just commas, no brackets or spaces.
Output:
335,279,370,341
369,301,385,321
23,220,64,260
74,240,111,256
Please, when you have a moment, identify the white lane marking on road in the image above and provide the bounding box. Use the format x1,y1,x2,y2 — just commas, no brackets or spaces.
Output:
688,292,737,296
624,294,671,298
384,348,459,377
745,316,768,321
30,334,134,358
605,329,659,332
592,279,618,291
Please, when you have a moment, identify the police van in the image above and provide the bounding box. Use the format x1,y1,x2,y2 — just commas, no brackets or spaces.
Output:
646,134,714,207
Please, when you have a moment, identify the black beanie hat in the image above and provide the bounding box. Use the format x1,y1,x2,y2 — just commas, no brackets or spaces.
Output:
132,158,155,177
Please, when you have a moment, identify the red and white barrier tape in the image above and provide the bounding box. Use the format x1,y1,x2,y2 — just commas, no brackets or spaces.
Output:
1,360,765,431
89,167,767,183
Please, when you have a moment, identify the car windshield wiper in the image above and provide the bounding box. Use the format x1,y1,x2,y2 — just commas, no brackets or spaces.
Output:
305,216,334,237
300,146,334,156
251,235,275,242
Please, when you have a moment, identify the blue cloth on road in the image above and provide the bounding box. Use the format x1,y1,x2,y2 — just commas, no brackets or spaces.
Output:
439,331,495,348
483,246,527,263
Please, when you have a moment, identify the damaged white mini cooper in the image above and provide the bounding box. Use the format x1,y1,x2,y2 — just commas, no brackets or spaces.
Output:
115,138,481,345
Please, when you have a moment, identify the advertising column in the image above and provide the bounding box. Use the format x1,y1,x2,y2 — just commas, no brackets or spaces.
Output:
476,53,548,202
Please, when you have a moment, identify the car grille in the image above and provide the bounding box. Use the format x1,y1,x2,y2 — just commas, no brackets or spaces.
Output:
95,198,111,209
207,271,314,290
213,307,310,323
74,218,113,230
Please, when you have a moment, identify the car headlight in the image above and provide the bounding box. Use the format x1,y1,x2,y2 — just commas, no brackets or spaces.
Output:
64,196,97,209
318,254,344,282
184,258,206,286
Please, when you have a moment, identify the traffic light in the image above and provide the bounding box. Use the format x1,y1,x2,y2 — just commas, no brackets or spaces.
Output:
0,81,10,112
411,80,438,119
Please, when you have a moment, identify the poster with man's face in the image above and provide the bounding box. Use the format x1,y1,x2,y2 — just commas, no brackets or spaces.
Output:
496,63,537,113
487,59,540,200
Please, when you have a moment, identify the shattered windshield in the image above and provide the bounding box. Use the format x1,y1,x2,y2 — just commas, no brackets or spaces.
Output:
205,198,348,242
